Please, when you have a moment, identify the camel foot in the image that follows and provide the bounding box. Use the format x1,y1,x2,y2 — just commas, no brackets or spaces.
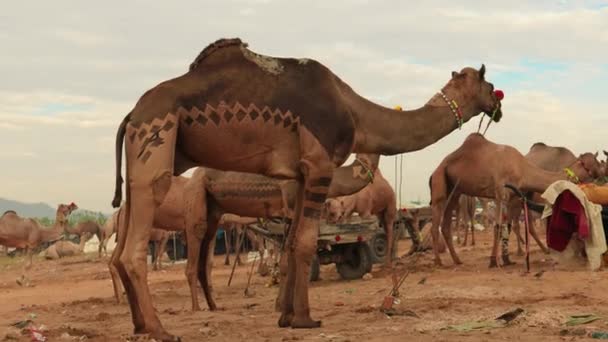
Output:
488,257,498,268
453,258,463,265
541,248,550,255
502,255,516,266
433,258,443,267
191,304,201,312
278,313,294,328
291,316,322,329
517,250,524,257
224,260,230,266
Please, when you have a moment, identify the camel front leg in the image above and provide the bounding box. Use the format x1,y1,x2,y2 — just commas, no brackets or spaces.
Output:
529,218,549,254
224,226,231,266
200,226,218,311
234,224,244,266
286,167,331,329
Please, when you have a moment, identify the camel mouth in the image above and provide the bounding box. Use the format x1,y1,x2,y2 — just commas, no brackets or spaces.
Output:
484,103,502,123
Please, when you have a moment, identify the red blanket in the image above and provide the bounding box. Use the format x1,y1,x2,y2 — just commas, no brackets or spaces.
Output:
546,190,589,252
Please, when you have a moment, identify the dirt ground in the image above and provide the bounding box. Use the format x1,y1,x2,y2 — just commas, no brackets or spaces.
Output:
1,229,608,341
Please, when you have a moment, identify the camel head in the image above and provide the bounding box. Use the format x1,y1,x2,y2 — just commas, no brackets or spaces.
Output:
443,64,503,123
576,152,602,181
56,202,78,223
324,199,344,224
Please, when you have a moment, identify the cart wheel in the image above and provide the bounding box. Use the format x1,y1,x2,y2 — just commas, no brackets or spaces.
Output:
336,243,372,280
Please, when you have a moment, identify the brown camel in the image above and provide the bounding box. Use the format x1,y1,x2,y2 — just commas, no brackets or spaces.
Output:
505,143,602,256
65,220,104,257
189,154,380,312
454,195,476,246
110,37,503,340
0,204,78,269
150,229,172,271
429,133,600,268
325,168,397,268
219,214,258,266
110,154,379,312
43,232,92,259
100,210,120,257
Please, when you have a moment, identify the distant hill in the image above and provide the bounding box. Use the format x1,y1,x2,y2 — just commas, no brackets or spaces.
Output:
0,198,56,218
0,198,108,222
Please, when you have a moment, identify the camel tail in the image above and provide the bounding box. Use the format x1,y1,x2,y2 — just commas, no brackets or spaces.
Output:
112,113,131,208
504,184,545,214
428,175,433,205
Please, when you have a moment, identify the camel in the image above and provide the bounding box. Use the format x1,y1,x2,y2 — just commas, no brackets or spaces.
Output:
65,220,104,257
429,133,600,268
325,168,397,268
43,232,92,259
150,229,172,271
100,210,120,257
219,214,258,266
505,143,602,256
454,195,476,246
110,154,380,312
0,204,78,269
110,37,503,340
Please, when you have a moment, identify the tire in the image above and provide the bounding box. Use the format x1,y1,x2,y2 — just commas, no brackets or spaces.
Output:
369,232,399,264
336,243,372,280
310,254,320,282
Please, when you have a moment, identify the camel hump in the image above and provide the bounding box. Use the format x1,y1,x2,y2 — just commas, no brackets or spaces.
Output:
189,38,246,71
464,132,487,141
2,210,17,217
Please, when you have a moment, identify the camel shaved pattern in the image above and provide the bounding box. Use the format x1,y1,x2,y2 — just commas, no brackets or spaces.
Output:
179,102,300,132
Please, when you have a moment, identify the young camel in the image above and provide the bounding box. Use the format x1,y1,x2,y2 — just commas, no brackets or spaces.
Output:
43,232,92,259
506,143,602,256
220,214,258,266
111,37,502,339
324,168,397,268
0,204,78,269
110,154,380,312
429,133,600,268
100,210,119,257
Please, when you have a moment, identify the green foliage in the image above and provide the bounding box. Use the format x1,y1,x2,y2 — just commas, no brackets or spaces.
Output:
35,210,107,226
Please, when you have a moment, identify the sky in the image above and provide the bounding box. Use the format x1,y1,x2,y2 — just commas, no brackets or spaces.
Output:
1,0,607,213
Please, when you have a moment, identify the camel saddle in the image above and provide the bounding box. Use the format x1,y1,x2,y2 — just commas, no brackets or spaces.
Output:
578,183,608,206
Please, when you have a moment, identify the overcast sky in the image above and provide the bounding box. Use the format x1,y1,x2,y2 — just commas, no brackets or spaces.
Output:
1,0,607,213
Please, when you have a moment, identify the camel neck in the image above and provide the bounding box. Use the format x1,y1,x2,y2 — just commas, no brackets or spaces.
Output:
348,90,480,155
521,164,570,193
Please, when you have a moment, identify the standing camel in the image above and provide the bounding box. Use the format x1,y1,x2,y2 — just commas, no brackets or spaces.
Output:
324,168,397,268
506,143,602,255
429,133,600,268
454,195,476,246
0,204,78,269
110,38,503,340
65,220,104,257
100,210,120,257
220,214,257,266
110,154,379,311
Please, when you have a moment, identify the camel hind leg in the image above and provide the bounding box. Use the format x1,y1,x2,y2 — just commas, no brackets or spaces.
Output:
199,214,220,311
117,114,179,341
441,196,463,265
224,225,232,266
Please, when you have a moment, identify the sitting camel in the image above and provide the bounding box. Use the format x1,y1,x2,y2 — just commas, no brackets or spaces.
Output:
429,133,600,268
110,154,380,311
65,220,103,257
324,168,397,268
43,232,92,260
505,143,602,256
0,203,78,269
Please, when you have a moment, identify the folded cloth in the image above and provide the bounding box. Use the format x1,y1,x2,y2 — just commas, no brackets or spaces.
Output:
579,183,608,205
546,190,589,251
542,181,607,270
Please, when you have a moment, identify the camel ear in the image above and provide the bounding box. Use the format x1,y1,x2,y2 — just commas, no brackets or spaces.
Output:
604,150,608,158
595,151,599,158
479,64,486,80
451,71,460,78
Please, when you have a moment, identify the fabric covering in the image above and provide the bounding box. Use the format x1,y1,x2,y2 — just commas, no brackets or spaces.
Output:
546,190,589,251
541,181,607,270
579,183,608,205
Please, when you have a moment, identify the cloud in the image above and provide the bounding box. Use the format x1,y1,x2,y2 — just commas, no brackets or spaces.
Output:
1,1,606,212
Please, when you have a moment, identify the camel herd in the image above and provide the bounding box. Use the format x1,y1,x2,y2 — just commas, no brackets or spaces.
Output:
3,37,605,341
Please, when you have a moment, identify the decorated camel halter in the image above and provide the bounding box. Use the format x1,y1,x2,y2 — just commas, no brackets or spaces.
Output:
564,167,580,184
439,91,464,129
477,89,505,136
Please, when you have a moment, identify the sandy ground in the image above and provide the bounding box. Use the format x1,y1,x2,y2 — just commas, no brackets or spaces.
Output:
1,229,608,341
